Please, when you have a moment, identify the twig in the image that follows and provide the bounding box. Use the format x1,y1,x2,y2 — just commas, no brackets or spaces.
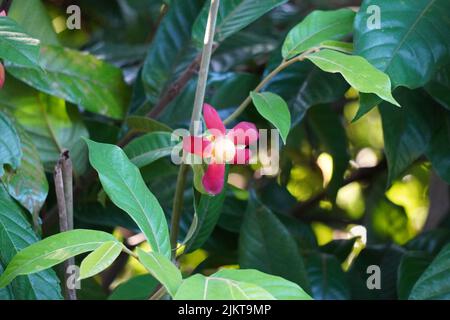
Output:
54,151,77,300
223,47,321,125
169,0,220,257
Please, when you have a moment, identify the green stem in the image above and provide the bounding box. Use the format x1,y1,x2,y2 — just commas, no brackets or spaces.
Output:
169,0,220,258
223,47,321,125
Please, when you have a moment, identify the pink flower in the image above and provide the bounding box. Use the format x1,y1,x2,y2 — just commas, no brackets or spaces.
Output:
0,63,4,89
0,10,6,16
183,104,259,195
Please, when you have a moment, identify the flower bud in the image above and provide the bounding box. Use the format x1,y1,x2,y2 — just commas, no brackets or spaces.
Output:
0,10,6,16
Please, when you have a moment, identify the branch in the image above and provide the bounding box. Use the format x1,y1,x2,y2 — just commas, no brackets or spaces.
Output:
169,0,220,255
54,151,77,300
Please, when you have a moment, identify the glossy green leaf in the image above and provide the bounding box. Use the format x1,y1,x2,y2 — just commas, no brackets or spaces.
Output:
0,111,22,177
136,248,182,297
306,252,350,300
355,0,450,89
85,139,171,258
214,269,312,300
425,112,450,183
426,65,450,110
9,0,59,45
380,89,440,184
174,274,274,300
0,17,40,67
306,49,399,107
125,116,173,133
6,45,128,119
79,241,123,280
193,0,287,46
251,91,291,143
320,40,353,54
142,0,203,107
409,244,450,299
0,229,115,288
108,274,159,300
2,121,48,215
0,77,89,173
239,195,310,291
0,186,62,299
186,186,227,252
124,132,178,168
307,104,349,198
397,251,433,300
353,0,450,117
282,9,355,59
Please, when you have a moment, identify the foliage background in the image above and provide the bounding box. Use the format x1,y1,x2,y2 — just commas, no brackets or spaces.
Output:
0,0,449,300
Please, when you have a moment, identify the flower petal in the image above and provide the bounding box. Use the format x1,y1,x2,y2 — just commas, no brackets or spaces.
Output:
203,103,226,136
228,121,259,145
202,163,225,195
0,11,6,16
183,136,211,157
0,63,4,89
233,148,252,164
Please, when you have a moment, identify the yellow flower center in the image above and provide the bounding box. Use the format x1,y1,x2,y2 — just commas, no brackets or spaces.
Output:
213,137,236,163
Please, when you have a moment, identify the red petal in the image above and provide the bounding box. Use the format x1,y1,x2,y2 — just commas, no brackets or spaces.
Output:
0,63,4,89
203,103,226,136
202,163,225,195
233,149,251,164
183,136,211,157
228,121,259,145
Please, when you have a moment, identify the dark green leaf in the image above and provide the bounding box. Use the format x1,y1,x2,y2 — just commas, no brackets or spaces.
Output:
426,64,450,110
397,251,433,300
321,238,357,263
406,229,450,256
193,0,288,46
409,244,450,299
108,274,159,300
126,116,173,133
239,195,310,292
0,186,62,299
0,111,22,176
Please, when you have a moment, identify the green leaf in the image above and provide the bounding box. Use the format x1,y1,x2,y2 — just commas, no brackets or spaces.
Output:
406,229,450,256
5,45,128,119
186,186,227,252
193,0,288,46
0,229,115,289
0,17,40,68
320,40,353,54
409,244,450,299
0,186,62,299
307,104,349,198
108,274,159,300
2,121,48,215
136,248,182,297
239,194,310,292
0,77,89,173
251,91,291,143
282,9,355,59
379,89,439,184
84,139,171,258
265,59,349,126
124,132,178,168
174,274,275,300
425,112,450,183
397,251,433,300
126,116,173,133
213,269,312,300
79,241,123,280
9,0,59,45
0,111,22,177
142,0,203,108
306,252,350,300
426,65,450,110
353,0,450,117
354,0,450,89
306,49,399,107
